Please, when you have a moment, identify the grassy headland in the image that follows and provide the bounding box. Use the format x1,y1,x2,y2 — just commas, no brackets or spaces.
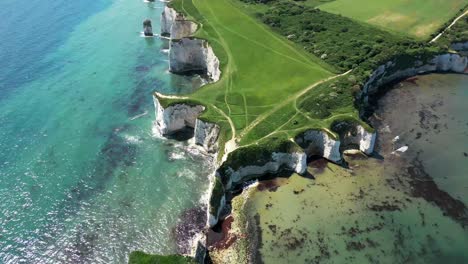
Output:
163,0,338,154
160,0,465,159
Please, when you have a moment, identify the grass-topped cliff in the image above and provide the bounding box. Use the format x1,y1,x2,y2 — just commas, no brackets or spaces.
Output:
162,0,335,158
157,0,467,161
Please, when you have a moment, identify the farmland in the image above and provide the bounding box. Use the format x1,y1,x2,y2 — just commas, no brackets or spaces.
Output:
319,0,468,39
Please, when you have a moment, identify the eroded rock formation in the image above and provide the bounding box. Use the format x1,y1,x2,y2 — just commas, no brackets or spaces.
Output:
143,19,153,37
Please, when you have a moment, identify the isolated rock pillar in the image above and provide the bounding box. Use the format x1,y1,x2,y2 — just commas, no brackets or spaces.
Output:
143,19,153,36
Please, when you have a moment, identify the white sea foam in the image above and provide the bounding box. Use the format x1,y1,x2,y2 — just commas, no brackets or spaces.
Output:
139,32,159,38
176,168,197,181
169,150,186,161
124,135,142,144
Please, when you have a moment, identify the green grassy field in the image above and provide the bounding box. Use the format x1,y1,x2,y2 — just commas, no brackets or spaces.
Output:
165,0,352,150
319,0,468,39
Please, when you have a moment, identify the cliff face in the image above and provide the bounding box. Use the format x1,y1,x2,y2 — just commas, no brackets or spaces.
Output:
169,38,221,82
360,53,467,105
295,130,341,162
194,119,220,153
161,6,221,82
221,152,307,190
161,6,198,39
153,96,205,136
161,6,177,36
451,42,468,52
171,18,198,40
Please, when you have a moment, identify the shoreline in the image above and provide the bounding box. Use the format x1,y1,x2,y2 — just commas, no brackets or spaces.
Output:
150,2,468,262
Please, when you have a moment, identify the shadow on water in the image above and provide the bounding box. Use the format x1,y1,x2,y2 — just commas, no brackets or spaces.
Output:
126,78,163,116
172,206,207,255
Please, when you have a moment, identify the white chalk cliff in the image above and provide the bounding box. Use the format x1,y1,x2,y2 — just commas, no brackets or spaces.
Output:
221,152,307,190
169,38,221,82
160,6,177,36
194,119,220,153
153,95,204,136
296,130,342,162
161,6,198,39
361,53,468,104
161,6,221,82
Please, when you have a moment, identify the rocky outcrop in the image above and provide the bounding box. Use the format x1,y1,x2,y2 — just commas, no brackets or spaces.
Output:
331,122,376,155
161,6,177,36
355,126,376,154
143,19,153,36
208,192,225,227
161,6,198,39
295,130,341,162
153,95,204,136
194,119,220,153
169,38,221,82
161,5,220,82
360,53,468,105
171,18,198,40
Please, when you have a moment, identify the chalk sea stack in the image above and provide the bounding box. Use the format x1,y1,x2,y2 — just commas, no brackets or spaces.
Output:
143,19,153,36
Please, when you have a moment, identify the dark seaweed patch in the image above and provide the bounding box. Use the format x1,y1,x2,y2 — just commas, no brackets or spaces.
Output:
407,157,468,227
126,79,162,116
256,179,279,192
346,241,366,251
172,206,207,255
368,201,402,212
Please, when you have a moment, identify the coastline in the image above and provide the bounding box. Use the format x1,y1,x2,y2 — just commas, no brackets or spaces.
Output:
148,1,468,262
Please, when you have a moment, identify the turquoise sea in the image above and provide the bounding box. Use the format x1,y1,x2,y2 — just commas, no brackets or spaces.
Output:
0,0,211,263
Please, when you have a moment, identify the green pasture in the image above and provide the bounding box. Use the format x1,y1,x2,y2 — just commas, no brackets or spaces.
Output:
167,0,350,148
319,0,468,39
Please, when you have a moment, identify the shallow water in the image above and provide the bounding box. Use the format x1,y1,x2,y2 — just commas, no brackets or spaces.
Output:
374,74,468,204
0,0,210,263
232,74,468,264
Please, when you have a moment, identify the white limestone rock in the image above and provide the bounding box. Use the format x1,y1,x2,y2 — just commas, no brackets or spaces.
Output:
223,152,307,190
356,126,376,155
161,6,177,36
194,119,220,153
169,38,221,82
362,53,467,97
340,125,376,155
161,6,198,39
208,194,225,227
153,95,204,135
297,130,342,162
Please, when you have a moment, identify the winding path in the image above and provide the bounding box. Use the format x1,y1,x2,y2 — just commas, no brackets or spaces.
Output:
239,69,353,140
430,10,468,43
